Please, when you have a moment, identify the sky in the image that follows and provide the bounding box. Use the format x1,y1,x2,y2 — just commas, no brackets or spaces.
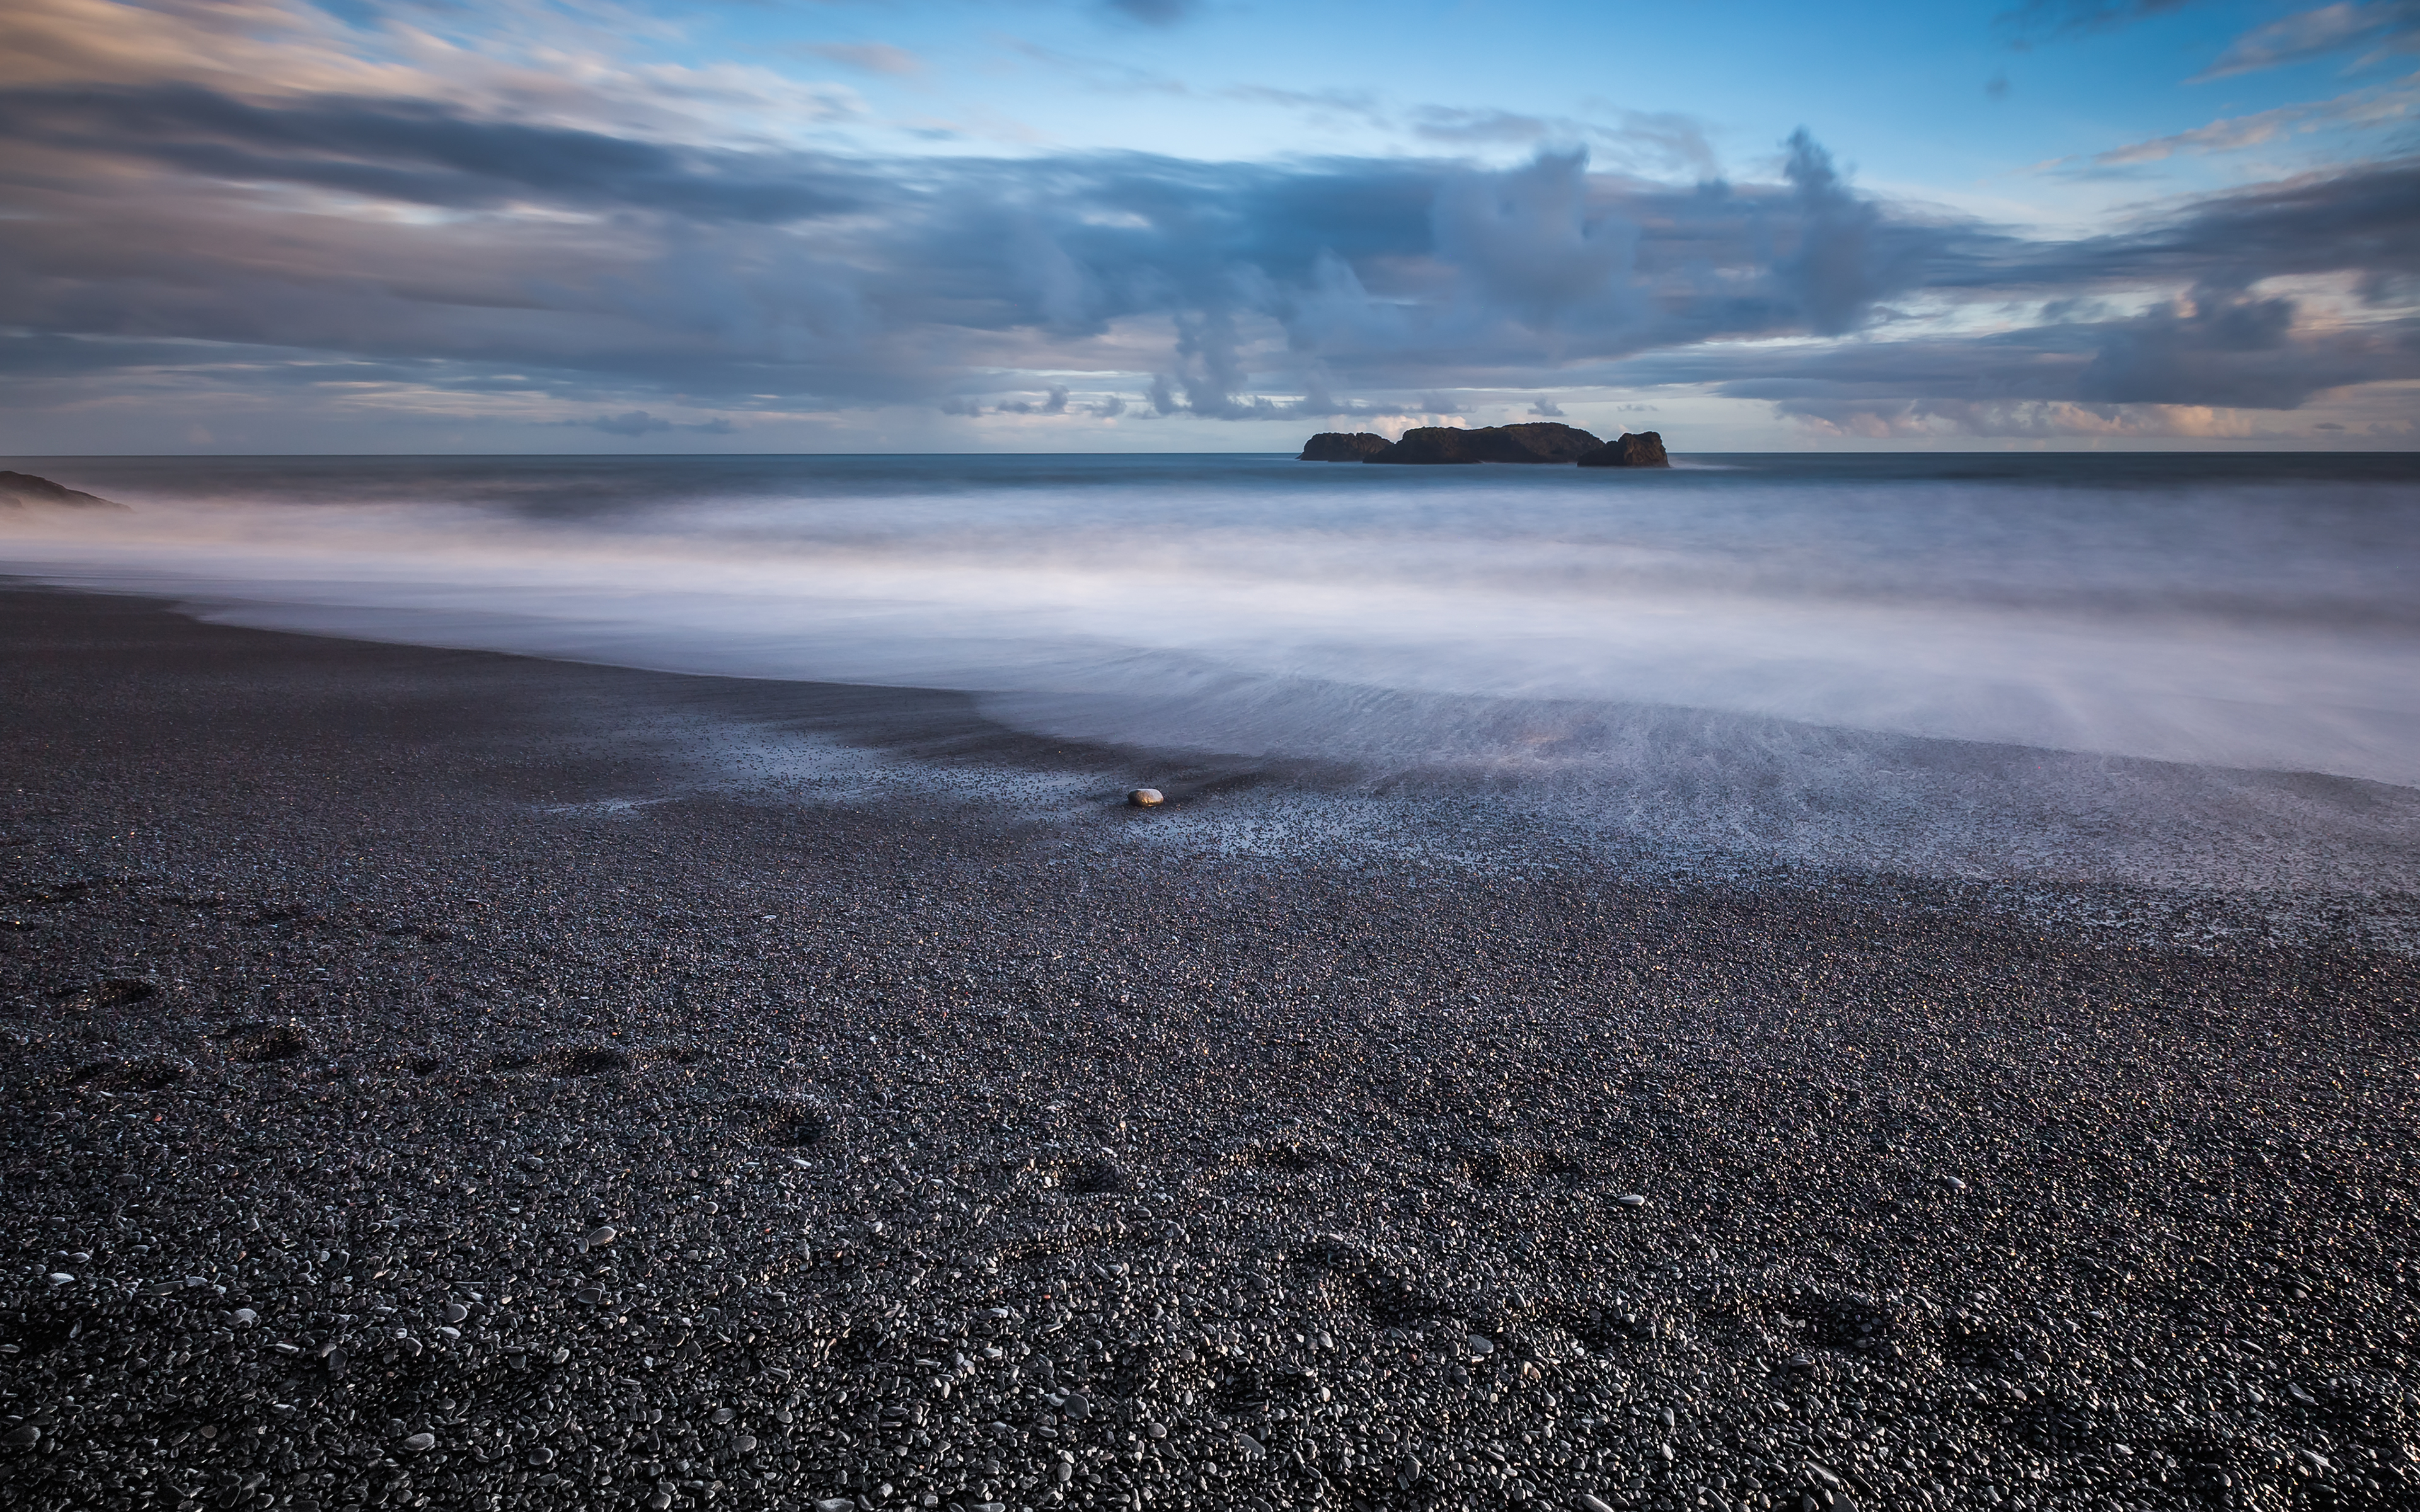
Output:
1,0,2415,452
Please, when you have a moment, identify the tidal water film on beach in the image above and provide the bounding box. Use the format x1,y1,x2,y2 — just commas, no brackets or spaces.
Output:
6,452,2417,891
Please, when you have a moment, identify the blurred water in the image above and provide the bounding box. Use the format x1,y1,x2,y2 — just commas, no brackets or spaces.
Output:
6,451,2418,890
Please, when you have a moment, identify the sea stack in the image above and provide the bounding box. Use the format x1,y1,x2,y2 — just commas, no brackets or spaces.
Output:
1575,432,1669,467
1360,423,1604,464
1298,433,1395,461
0,471,124,508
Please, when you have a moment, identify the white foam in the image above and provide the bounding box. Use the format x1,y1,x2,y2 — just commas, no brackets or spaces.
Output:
6,459,2416,891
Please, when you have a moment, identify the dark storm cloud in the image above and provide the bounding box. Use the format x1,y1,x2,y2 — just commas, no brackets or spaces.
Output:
2,70,2416,428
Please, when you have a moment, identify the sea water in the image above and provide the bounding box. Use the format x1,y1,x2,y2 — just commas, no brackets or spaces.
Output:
6,452,2417,896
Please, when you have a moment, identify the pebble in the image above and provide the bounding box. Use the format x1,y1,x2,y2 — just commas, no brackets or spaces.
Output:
1126,788,1165,807
4,597,2415,1512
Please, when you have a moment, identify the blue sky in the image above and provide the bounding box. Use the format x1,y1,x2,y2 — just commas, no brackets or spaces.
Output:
1,0,2414,450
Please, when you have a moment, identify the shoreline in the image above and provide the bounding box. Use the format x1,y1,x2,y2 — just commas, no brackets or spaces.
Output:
3,585,2416,1512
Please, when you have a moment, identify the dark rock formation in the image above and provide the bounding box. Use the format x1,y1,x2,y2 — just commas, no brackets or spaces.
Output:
1360,422,1603,464
1484,421,1606,462
1297,432,1395,461
1365,427,1479,464
1575,432,1670,468
0,471,123,508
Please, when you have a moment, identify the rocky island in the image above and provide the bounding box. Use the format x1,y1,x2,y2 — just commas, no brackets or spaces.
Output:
1576,432,1668,468
1295,433,1396,462
1298,427,1670,467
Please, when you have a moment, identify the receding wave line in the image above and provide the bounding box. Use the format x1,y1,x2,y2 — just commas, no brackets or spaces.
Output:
5,453,2416,890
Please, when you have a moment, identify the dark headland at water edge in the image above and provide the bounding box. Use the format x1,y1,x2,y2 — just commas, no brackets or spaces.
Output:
1299,425,1670,467
0,471,125,510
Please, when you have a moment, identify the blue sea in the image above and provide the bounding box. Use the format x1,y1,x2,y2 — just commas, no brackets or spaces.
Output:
7,451,2419,902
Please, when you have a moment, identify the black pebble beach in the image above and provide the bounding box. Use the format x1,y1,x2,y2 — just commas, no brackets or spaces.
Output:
3,586,2415,1512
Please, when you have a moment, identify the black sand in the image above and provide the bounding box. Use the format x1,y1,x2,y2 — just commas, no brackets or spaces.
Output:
2,586,2415,1512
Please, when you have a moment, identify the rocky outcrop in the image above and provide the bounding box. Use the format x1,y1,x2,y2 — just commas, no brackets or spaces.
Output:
1359,422,1604,464
1297,423,1668,466
1574,432,1669,468
1297,432,1395,461
1484,422,1606,462
0,471,123,508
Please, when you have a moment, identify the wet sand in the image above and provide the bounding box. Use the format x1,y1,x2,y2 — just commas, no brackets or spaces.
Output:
2,585,2416,1512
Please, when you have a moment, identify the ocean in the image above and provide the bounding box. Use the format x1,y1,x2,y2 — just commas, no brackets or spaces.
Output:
6,451,2418,901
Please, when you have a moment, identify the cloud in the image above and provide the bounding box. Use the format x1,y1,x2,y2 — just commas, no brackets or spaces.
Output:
1407,104,1719,178
1014,47,1719,178
800,42,924,77
1777,129,1895,335
2077,72,2420,166
808,42,929,78
2,2,2416,443
997,384,1071,414
1102,0,1200,26
1775,397,2261,439
568,411,736,436
1528,398,1565,416
1995,0,2205,45
1616,282,2420,424
2199,1,2420,78
0,82,873,221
